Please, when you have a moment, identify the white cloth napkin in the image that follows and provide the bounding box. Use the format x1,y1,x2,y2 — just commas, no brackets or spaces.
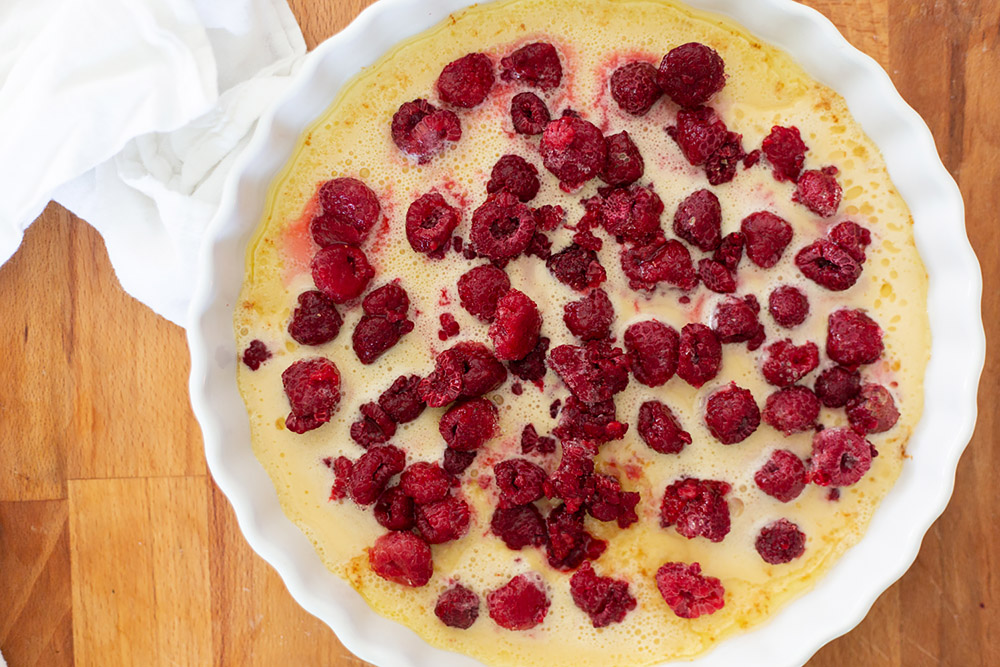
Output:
0,0,307,326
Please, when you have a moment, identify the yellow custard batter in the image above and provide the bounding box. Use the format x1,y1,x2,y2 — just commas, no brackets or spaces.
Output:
234,1,930,665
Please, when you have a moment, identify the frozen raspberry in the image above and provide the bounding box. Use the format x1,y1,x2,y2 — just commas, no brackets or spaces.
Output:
666,106,728,166
600,131,645,187
391,99,462,163
405,192,461,255
435,584,480,629
352,315,413,365
491,504,546,550
443,449,477,476
438,313,460,340
761,126,807,182
242,339,271,370
500,42,562,90
756,519,806,565
600,185,664,243
814,365,861,408
660,477,731,542
437,52,495,108
762,385,820,435
703,132,746,186
510,92,550,135
533,204,565,232
495,459,548,508
348,444,406,506
400,461,452,504
547,243,606,291
570,562,637,628
713,296,764,348
470,192,537,261
761,339,820,387
310,177,381,248
448,341,509,398
713,231,745,271
311,244,375,303
638,400,691,455
655,562,725,618
369,531,432,587
548,341,630,404
415,495,471,544
704,383,760,444
768,285,809,328
350,401,397,447
673,189,721,251
624,320,679,387
328,456,353,501
698,259,736,294
521,424,557,455
741,211,793,268
620,235,698,291
540,116,608,188
362,283,409,320
846,383,899,434
829,221,872,263
809,426,873,487
457,264,511,323
610,61,662,115
545,503,607,570
754,449,807,502
487,573,550,631
588,474,640,528
563,289,614,341
544,443,597,513
379,374,426,423
508,336,550,382
794,167,842,217
744,149,762,168
677,323,722,388
552,398,625,444
288,290,343,346
487,154,541,203
373,485,416,531
282,357,341,434
439,398,499,452
525,230,553,260
795,239,863,291
658,42,726,108
826,309,884,366
489,289,542,361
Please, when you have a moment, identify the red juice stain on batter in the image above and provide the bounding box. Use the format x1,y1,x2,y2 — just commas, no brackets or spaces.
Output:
280,191,320,285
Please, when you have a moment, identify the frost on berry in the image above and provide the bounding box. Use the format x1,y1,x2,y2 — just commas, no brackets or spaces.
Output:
620,235,698,292
500,42,563,90
794,167,842,217
470,192,537,261
610,61,662,115
673,189,722,252
540,116,608,188
704,382,760,444
544,442,597,513
487,573,551,631
600,185,664,243
624,319,679,387
846,383,899,434
659,477,731,542
826,308,884,366
768,285,809,328
399,461,452,504
808,426,873,487
552,396,628,444
600,131,645,188
712,296,764,350
655,561,725,619
494,458,548,508
391,99,462,163
666,106,728,166
369,531,432,587
587,474,640,528
548,341,630,404
282,357,341,434
638,400,691,455
657,42,726,108
570,562,637,627
760,339,820,387
435,584,481,629
487,154,541,203
754,449,807,502
762,385,820,435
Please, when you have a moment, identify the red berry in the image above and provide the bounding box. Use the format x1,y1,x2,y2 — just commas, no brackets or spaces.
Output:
520,424,557,455
400,461,452,504
548,341,630,404
741,211,793,268
704,382,760,444
761,126,807,182
439,398,499,452
587,474,640,528
500,42,562,90
610,61,663,115
552,396,628,444
438,313,460,340
624,320,680,387
762,385,820,435
369,531,432,587
442,449,478,476
677,323,722,388
846,383,899,433
470,192,537,261
447,341,509,398
813,365,861,407
415,495,471,544
620,235,698,292
713,231,745,271
350,401,397,447
761,339,820,387
457,264,511,323
352,314,413,365
795,239,863,291
809,427,873,487
600,131,645,187
564,288,614,341
311,244,375,303
829,220,872,263
405,192,461,255
491,504,547,551
655,562,725,619
437,52,495,108
544,444,597,514
600,185,664,243
419,355,463,408
794,167,842,217
826,308,884,366
540,116,608,188
495,459,548,508
674,189,722,252
435,584,480,629
657,42,726,108
328,456,353,501
704,131,746,186
510,92,550,135
713,296,764,348
311,177,381,247
289,290,343,346
533,204,565,232
667,106,728,166
348,444,406,506
698,258,736,294
638,400,691,455
545,503,607,570
768,285,809,328
660,477,731,542
547,243,607,291
756,519,806,564
487,154,541,203
487,573,550,631
508,336,551,383
242,339,271,370
373,485,416,531
754,449,807,502
391,99,462,163
282,357,341,434
570,562,637,628
489,289,542,361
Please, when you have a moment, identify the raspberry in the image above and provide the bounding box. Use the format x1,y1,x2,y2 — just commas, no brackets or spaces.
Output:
548,341,630,404
545,503,607,571
500,42,562,90
436,52,495,108
846,383,899,434
713,296,764,348
754,449,807,502
660,477,731,542
610,61,663,115
600,131,645,187
624,320,679,387
600,185,664,243
400,461,452,504
741,211,793,268
470,192,537,261
438,313,460,340
377,376,426,426
620,235,698,291
704,383,760,444
698,259,736,293
533,204,565,231
373,485,416,531
288,290,343,346
352,315,413,365
457,264,511,323
491,504,547,551
761,126,807,182
487,154,541,203
762,385,820,435
570,562,638,628
508,336,550,383
829,221,872,263
391,99,462,163
443,449,478,476
328,456,353,501
795,239,863,291
677,323,722,388
362,283,409,319
311,244,375,303
510,92,550,135
487,573,550,631
588,474,640,528
415,495,471,544
666,106,728,166
638,400,692,455
282,357,341,434
657,42,726,108
310,178,381,247
525,231,553,260
405,192,461,255
350,401,397,447
761,339,820,387
544,443,597,513
673,189,722,252
826,309,884,366
439,398,499,453
655,562,725,619
564,288,614,341
768,285,809,328
814,365,861,407
713,231,744,271
756,519,806,565
495,459,548,508
242,339,271,370
349,444,406,506
489,289,542,361
547,243,607,291
521,424,557,455
448,341,509,398
540,116,608,187
809,427,873,486
435,584,480,629
704,132,746,185
368,531,432,587
794,167,842,217
552,396,627,443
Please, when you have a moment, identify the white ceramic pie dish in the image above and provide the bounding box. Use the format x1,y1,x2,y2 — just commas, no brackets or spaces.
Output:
186,1,984,665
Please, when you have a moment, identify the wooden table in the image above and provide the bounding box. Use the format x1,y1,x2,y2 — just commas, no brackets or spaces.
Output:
1,1,996,665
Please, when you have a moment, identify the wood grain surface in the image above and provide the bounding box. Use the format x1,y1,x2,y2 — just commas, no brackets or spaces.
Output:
0,1,996,665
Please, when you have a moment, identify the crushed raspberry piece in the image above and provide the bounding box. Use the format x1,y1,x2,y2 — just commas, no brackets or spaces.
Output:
713,231,745,271
761,339,820,387
756,519,807,565
552,396,628,443
369,531,432,587
547,243,607,291
437,52,495,108
510,92,550,135
438,313,460,340
549,399,562,418
545,503,607,571
655,562,725,619
795,239,863,291
443,449,477,475
508,336,550,382
544,443,597,513
620,235,698,291
379,374,426,423
599,131,645,187
491,504,547,550
487,154,541,203
548,341,630,404
744,149,762,168
525,230,553,259
489,289,542,361
348,444,406,506
666,106,728,166
610,61,662,115
288,290,343,346
763,385,820,435
624,320,679,387
435,584,480,629
311,244,375,303
677,323,722,388
400,461,452,504
698,259,736,294
768,285,809,328
540,116,608,188
826,309,884,366
846,383,899,434
495,459,548,508
405,192,461,255
813,365,861,407
470,191,537,261
439,398,499,452
741,211,793,268
242,339,271,370
391,99,462,163
570,562,637,628
673,189,722,252
704,383,760,444
282,357,341,434
415,495,471,544
352,314,414,365
713,296,764,348
500,42,562,89
658,42,726,108
563,288,614,341
487,573,550,631
310,177,381,247
328,456,354,501
660,477,731,542
829,221,872,263
533,204,565,232
703,132,746,185
809,426,873,487
794,167,842,217
350,401,397,447
600,185,664,243
638,400,692,455
588,474,640,528
373,485,416,531
754,449,807,502
457,264,511,323
761,126,807,182
521,424,557,455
